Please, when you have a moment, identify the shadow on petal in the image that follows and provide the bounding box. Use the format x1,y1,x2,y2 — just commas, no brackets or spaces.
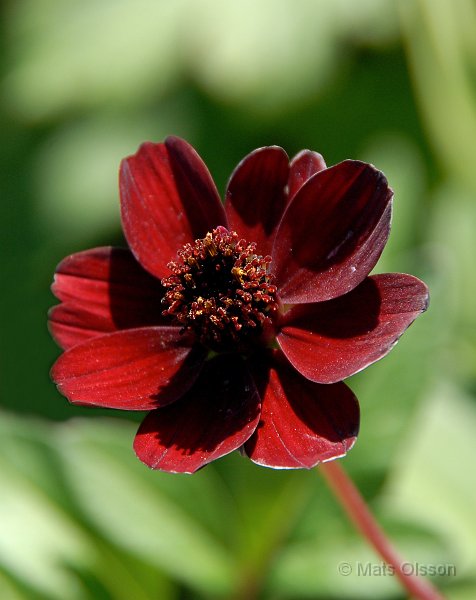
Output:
51,327,204,411
282,277,382,340
49,247,167,350
278,274,428,383
244,352,359,469
108,247,166,330
165,137,227,239
273,161,393,303
134,354,261,472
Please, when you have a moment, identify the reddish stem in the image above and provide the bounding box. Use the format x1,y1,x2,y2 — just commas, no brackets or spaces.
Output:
320,461,445,600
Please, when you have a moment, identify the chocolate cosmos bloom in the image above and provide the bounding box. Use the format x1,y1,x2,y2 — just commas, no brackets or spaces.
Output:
49,137,429,473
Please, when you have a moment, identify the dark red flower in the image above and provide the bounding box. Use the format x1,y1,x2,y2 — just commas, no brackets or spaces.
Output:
49,137,429,473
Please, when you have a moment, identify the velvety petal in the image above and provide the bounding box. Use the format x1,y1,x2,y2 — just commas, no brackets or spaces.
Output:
278,274,429,384
288,149,326,202
51,327,204,410
244,353,359,469
272,160,393,303
225,146,289,256
133,355,261,473
49,247,166,350
120,136,227,279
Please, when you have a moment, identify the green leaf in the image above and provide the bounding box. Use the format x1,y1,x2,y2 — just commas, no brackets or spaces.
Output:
33,113,194,242
383,382,476,579
57,418,237,597
400,0,476,193
0,421,90,599
3,0,182,119
428,182,476,381
267,522,448,598
361,133,427,270
0,413,185,599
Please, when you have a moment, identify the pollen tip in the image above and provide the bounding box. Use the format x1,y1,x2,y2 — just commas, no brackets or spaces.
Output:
160,228,278,351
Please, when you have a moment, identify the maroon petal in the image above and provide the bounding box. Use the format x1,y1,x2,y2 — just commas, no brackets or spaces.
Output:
120,137,227,279
288,149,327,202
272,160,393,303
225,146,289,256
244,353,359,469
278,274,429,384
133,355,261,473
51,327,204,410
49,247,166,350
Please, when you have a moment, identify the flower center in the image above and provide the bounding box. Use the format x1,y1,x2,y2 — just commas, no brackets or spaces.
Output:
161,226,279,351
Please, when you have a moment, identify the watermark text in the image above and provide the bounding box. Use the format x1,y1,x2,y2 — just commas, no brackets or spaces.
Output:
337,561,456,577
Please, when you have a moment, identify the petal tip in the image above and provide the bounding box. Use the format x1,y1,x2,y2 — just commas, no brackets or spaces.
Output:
290,148,326,166
164,135,189,152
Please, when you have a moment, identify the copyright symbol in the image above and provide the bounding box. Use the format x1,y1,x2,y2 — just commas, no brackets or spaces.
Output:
338,562,352,576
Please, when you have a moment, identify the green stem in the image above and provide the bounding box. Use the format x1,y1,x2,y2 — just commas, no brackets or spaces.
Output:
320,461,445,600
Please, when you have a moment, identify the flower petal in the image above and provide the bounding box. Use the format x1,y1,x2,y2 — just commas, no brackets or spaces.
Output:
225,146,289,255
278,274,429,383
272,160,393,303
287,149,326,201
244,353,359,469
120,137,227,279
133,355,261,473
51,327,204,410
49,247,166,350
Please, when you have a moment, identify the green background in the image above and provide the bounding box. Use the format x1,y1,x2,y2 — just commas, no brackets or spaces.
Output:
1,0,476,598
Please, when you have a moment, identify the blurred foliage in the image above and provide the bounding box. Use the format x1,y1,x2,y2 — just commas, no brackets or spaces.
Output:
1,0,476,598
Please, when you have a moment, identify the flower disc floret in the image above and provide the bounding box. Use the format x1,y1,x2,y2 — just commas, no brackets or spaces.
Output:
161,226,279,350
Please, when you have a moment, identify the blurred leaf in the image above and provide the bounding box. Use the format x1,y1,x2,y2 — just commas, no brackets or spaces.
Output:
361,133,427,270
428,182,476,381
384,382,476,576
64,538,176,600
334,0,399,45
185,0,397,113
446,582,476,600
185,0,340,112
57,418,237,597
0,417,90,599
3,0,400,120
210,454,314,599
0,572,28,600
268,525,448,599
0,414,191,599
33,112,194,241
400,0,476,193
3,0,183,120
